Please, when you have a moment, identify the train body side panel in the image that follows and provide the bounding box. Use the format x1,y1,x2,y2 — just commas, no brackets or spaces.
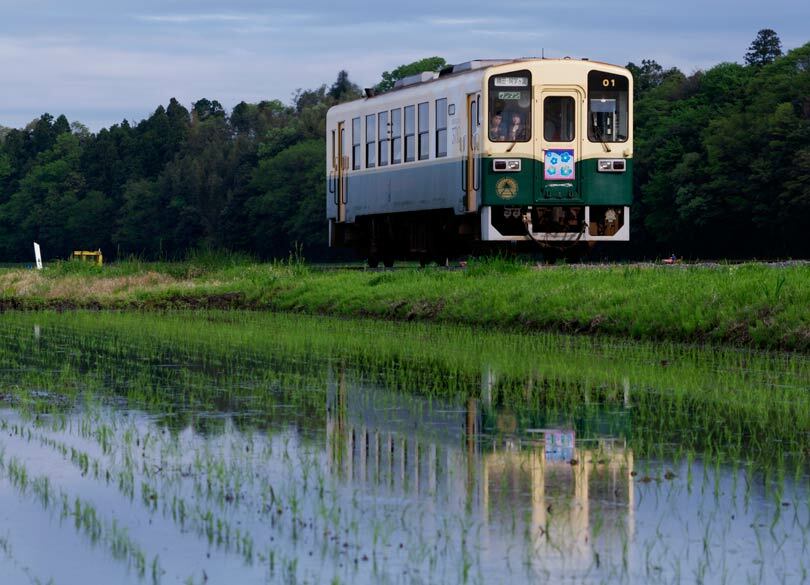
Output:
326,71,484,223
343,158,464,221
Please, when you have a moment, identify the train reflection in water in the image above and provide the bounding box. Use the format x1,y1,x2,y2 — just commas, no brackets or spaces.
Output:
326,366,634,566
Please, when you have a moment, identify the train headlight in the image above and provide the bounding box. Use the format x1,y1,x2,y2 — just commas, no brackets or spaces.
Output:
598,159,626,172
493,159,521,172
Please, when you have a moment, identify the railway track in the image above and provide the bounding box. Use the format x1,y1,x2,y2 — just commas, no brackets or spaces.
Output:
309,259,810,271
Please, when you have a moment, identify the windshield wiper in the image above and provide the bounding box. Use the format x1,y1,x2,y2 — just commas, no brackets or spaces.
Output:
593,124,612,153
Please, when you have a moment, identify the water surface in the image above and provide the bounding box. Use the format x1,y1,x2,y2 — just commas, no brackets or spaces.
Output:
0,311,807,584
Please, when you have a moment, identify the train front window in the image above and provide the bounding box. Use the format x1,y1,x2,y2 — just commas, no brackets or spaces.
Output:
544,96,575,142
488,70,531,142
588,71,629,143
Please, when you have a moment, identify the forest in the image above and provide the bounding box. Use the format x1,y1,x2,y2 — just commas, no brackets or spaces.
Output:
0,31,807,262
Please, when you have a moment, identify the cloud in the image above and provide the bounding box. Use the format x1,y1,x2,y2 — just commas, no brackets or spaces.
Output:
468,29,549,39
228,25,280,35
135,13,257,24
424,17,494,26
2,0,808,131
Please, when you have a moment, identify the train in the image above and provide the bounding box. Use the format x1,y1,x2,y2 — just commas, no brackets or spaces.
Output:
326,58,633,266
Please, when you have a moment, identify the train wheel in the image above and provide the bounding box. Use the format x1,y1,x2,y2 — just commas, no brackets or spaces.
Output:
367,256,380,268
564,243,589,264
541,248,560,265
383,257,394,268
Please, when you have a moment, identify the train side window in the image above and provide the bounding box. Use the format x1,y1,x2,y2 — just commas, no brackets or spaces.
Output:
365,114,376,168
404,105,415,162
435,98,447,157
418,102,429,160
378,111,389,167
351,117,361,170
391,108,402,165
543,97,575,142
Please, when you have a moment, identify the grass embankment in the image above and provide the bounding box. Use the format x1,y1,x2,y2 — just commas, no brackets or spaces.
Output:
0,255,808,351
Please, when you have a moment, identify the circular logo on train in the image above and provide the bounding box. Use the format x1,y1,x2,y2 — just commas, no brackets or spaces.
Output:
495,177,518,200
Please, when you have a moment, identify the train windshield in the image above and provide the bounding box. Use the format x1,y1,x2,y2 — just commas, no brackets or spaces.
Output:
488,70,532,142
588,71,629,143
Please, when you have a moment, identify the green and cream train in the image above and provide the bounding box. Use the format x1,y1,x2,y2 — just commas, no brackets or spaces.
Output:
326,58,632,265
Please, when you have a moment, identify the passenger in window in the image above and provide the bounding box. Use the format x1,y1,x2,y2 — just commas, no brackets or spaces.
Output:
544,102,560,141
544,118,559,141
508,113,526,141
489,113,505,140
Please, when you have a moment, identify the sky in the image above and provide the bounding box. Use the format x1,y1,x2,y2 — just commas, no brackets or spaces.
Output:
0,0,807,131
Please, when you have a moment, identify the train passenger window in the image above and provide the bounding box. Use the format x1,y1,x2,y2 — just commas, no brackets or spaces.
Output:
543,97,575,142
588,71,629,142
351,117,361,170
435,98,448,157
378,111,389,167
418,102,429,160
488,70,531,142
365,114,376,168
404,105,415,162
391,108,402,164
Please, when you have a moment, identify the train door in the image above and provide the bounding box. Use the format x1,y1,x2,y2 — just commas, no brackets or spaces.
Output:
535,89,582,203
465,92,481,212
330,121,347,222
337,121,347,222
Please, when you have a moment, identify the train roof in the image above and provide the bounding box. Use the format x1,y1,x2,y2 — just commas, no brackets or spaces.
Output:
327,57,629,117
359,57,627,99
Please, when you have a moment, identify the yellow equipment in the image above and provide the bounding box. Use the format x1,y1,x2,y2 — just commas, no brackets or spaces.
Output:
71,249,103,266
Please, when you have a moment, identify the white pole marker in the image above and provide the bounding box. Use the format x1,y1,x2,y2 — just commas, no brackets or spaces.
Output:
33,242,43,270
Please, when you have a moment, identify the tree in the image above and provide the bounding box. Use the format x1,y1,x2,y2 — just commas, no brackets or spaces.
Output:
192,98,225,121
745,29,782,66
0,153,10,186
0,132,87,258
376,57,447,93
328,70,361,102
113,179,168,257
247,139,326,258
625,59,682,98
293,85,328,114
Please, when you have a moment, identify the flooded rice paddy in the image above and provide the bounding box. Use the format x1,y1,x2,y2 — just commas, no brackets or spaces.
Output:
0,311,808,585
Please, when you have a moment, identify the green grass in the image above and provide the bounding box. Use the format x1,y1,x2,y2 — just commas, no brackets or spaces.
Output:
1,310,808,467
1,258,808,351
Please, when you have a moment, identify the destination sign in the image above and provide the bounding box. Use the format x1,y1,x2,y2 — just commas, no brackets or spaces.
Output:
493,77,528,87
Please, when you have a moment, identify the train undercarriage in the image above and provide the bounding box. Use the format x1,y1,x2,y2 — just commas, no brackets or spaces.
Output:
330,205,628,267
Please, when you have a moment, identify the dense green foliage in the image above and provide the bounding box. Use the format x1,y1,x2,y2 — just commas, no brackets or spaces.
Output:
375,56,447,92
632,35,810,258
0,34,808,262
0,92,342,262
